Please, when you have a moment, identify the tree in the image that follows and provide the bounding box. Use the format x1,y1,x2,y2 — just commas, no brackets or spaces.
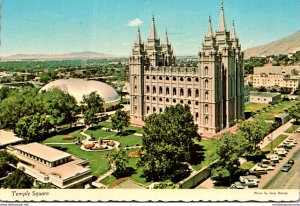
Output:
43,87,77,128
107,148,129,177
138,104,199,181
15,113,51,142
111,109,130,134
279,87,292,94
238,119,271,153
81,91,104,113
0,150,18,178
288,103,300,122
211,132,246,185
111,80,125,101
83,109,98,127
293,87,300,95
0,87,41,129
257,86,267,92
2,169,33,189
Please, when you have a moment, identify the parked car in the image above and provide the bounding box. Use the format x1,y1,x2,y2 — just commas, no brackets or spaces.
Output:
246,171,262,178
258,163,275,170
229,182,248,189
288,159,294,166
239,176,259,187
261,159,276,166
296,128,300,133
277,144,292,150
265,153,280,162
281,163,292,172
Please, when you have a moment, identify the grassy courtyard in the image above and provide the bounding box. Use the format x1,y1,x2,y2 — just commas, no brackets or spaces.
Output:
48,144,110,177
191,138,219,171
98,121,144,134
43,130,84,143
247,101,297,121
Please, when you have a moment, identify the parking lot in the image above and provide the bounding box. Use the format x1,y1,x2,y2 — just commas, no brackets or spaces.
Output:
264,149,299,189
257,132,299,189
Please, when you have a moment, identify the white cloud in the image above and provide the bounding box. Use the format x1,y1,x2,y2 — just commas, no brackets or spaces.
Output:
122,42,129,46
128,18,143,27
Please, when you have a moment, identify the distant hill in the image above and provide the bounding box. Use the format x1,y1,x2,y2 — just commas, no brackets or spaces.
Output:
1,51,114,61
244,30,300,59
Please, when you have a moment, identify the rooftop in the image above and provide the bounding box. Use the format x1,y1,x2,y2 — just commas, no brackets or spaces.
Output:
14,143,71,162
250,92,281,98
0,130,24,147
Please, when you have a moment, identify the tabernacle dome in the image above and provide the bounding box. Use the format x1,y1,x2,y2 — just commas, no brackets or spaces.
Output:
40,79,121,109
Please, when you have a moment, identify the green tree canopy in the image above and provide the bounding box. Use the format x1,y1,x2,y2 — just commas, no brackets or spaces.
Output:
108,148,129,178
111,109,130,134
43,87,77,127
15,113,51,142
81,91,104,113
288,103,300,122
238,119,271,153
211,132,246,184
0,150,18,178
138,104,199,181
2,169,33,189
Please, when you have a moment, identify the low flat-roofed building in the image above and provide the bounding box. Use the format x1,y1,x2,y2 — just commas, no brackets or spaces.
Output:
10,143,93,189
0,130,24,149
250,92,281,103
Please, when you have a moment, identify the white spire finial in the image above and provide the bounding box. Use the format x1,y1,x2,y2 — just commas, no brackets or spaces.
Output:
217,0,226,32
149,15,158,39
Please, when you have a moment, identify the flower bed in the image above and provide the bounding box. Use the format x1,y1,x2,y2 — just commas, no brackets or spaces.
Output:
84,143,94,150
63,135,76,140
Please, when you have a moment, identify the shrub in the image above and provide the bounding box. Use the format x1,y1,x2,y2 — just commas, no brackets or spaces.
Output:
84,143,94,149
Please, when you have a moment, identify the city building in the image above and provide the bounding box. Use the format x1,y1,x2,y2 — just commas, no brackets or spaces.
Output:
0,130,23,149
249,92,281,103
253,66,300,92
40,78,121,110
9,143,93,189
129,1,244,134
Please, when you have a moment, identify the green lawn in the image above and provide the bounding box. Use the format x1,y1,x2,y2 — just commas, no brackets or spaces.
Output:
43,130,84,143
284,124,300,133
245,102,268,113
252,101,296,121
85,129,117,140
261,134,289,152
240,161,255,170
109,135,142,148
100,175,117,186
99,121,144,134
47,144,110,177
191,138,219,171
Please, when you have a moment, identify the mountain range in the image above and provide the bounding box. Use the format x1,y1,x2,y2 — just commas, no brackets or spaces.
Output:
244,30,300,59
1,51,114,61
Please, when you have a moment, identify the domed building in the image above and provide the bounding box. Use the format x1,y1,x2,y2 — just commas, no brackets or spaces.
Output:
40,79,121,110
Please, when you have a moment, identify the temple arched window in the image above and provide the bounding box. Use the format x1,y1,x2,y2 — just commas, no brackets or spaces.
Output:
173,77,176,81
187,77,191,82
180,77,184,81
188,89,192,97
180,88,184,96
159,87,163,94
173,88,177,96
205,91,209,100
153,86,156,94
146,86,150,93
166,87,170,95
205,79,209,89
205,116,209,125
195,89,199,98
205,66,209,76
205,104,209,113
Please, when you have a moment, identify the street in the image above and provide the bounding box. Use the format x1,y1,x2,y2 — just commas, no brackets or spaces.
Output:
258,133,300,189
264,148,300,189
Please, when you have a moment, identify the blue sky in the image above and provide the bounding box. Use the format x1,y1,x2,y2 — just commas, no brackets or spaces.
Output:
1,0,299,56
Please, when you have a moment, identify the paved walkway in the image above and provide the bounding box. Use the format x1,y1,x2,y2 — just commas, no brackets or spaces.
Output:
259,119,294,149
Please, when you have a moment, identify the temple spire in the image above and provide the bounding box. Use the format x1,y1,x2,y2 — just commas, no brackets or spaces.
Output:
230,20,237,39
135,26,142,44
217,0,226,32
149,15,158,39
165,29,169,45
206,16,213,37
